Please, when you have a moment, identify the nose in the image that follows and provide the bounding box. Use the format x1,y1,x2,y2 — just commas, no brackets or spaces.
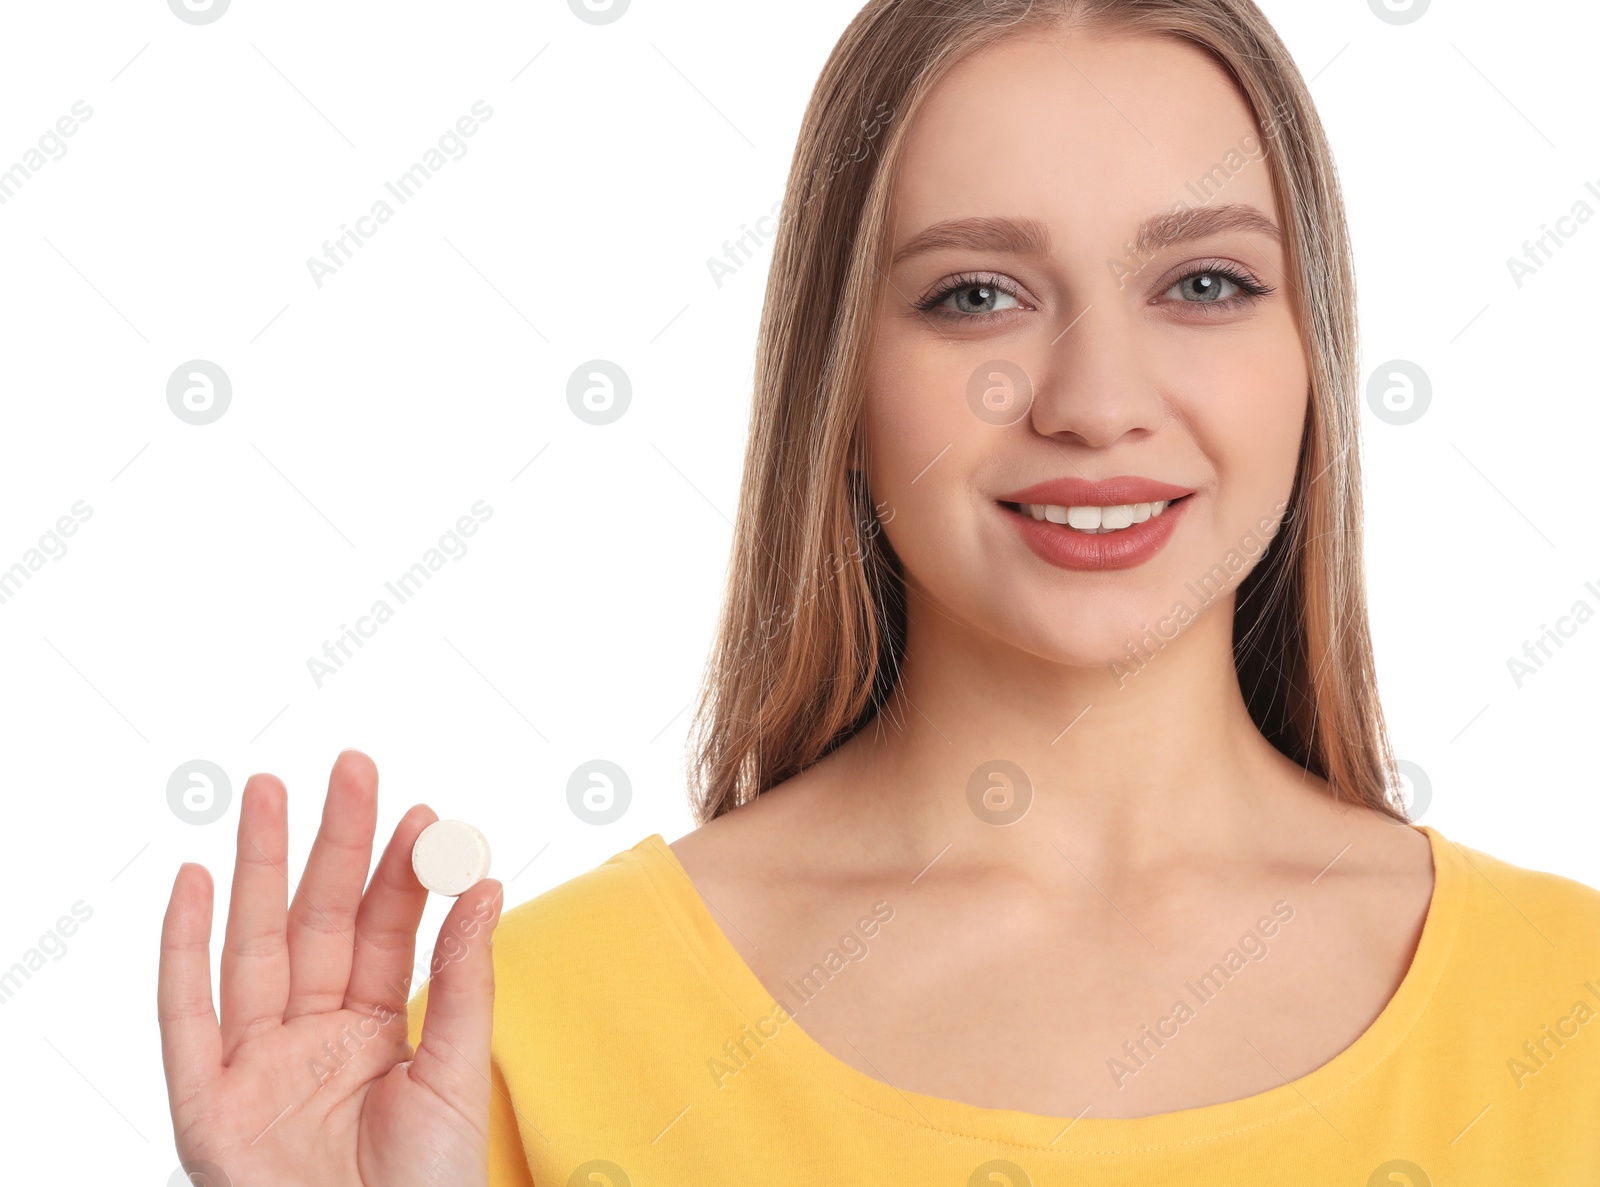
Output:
1024,303,1168,449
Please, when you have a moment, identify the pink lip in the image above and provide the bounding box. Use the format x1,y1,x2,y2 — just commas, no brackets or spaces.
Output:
996,476,1196,505
994,476,1196,572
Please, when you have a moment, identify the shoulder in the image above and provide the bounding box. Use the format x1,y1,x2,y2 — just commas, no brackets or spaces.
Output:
492,835,678,978
406,834,679,1045
1438,829,1600,954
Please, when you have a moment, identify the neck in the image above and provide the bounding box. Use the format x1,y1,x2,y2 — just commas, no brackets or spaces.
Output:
831,587,1328,872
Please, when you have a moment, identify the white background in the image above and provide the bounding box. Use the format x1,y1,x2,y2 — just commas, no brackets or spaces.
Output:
0,0,1594,1178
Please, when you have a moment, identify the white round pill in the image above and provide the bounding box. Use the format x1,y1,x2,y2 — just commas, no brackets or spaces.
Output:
411,819,491,896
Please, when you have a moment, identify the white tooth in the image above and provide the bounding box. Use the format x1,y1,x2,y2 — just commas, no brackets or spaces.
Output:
1026,500,1176,533
1065,505,1101,530
1100,504,1135,530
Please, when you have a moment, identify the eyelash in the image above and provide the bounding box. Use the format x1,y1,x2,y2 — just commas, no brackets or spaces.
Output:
914,261,1276,321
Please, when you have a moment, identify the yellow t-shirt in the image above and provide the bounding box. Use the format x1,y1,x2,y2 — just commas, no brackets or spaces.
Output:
405,823,1600,1184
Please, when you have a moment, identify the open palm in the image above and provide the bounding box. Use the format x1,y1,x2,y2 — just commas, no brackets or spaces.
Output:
159,750,503,1187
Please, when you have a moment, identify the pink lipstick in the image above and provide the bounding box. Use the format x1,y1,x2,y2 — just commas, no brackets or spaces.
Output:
995,476,1196,571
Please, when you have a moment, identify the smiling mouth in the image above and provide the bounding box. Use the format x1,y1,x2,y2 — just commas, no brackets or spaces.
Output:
998,494,1194,534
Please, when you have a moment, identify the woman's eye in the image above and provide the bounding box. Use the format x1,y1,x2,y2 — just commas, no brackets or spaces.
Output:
943,283,1020,315
1161,264,1273,310
918,274,1025,319
913,264,1272,321
1169,270,1240,303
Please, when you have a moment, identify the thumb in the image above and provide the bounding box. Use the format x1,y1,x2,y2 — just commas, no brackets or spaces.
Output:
409,879,504,1117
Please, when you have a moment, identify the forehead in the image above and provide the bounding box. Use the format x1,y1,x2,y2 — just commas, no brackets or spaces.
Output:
888,29,1277,249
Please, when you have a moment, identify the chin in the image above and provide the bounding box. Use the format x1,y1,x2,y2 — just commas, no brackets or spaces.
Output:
979,599,1190,676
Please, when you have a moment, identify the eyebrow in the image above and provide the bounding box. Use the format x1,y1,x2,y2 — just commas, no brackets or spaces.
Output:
889,204,1283,267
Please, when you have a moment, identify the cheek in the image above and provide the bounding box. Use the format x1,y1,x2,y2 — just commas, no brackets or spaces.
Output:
1160,323,1307,494
861,338,988,523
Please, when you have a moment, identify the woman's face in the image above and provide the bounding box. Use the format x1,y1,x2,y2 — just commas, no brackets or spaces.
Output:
863,27,1307,669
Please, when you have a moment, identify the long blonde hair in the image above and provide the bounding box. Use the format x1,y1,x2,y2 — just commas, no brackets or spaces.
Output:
684,0,1408,826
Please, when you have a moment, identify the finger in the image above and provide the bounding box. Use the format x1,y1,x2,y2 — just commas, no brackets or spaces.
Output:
284,749,379,1020
158,863,223,1115
219,774,291,1060
409,879,504,1121
343,802,437,1015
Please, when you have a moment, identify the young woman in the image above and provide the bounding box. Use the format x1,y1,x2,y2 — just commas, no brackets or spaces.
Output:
159,1,1600,1183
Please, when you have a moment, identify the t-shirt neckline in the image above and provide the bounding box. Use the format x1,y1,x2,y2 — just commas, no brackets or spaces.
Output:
630,822,1463,1154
